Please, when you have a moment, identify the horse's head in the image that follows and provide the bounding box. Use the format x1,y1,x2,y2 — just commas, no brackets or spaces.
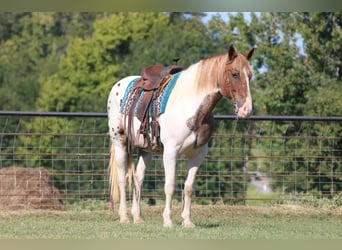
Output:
220,45,254,118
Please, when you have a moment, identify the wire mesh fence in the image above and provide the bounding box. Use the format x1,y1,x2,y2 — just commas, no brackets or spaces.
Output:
0,111,341,209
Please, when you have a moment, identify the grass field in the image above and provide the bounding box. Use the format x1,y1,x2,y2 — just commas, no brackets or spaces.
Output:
0,203,341,239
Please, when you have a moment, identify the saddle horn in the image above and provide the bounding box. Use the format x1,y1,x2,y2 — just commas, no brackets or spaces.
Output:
173,57,180,65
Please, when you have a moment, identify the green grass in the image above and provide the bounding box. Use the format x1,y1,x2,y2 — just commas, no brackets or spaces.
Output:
0,203,341,239
246,183,281,206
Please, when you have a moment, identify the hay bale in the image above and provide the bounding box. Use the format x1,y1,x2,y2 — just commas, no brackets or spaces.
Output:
0,167,66,210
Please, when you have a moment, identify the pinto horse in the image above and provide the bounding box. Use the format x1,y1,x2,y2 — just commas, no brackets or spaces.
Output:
107,45,254,228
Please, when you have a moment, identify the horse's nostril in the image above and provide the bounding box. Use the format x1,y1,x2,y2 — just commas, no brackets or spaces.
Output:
234,103,238,114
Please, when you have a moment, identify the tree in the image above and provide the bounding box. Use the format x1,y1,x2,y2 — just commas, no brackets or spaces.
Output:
0,13,105,198
0,13,97,111
120,12,212,78
262,13,341,196
36,13,174,113
294,13,342,195
206,12,341,197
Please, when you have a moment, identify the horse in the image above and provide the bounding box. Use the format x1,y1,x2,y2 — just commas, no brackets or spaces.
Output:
107,45,254,228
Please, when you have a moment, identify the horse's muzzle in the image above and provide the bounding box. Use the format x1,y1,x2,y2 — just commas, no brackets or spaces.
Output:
235,98,253,119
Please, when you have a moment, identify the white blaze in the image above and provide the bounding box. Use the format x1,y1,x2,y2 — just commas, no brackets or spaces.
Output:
237,67,253,118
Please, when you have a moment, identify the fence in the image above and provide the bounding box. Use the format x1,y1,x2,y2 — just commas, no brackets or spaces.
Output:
0,111,341,208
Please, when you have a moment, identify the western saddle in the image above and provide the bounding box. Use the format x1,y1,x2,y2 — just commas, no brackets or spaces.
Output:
125,58,183,152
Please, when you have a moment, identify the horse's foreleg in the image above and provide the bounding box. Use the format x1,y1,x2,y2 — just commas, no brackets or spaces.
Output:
131,150,151,223
162,148,177,228
181,145,208,228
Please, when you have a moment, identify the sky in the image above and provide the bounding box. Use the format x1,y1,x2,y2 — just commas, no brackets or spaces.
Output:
203,12,305,55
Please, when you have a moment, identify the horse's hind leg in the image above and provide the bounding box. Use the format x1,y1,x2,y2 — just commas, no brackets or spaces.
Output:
131,149,152,223
114,145,131,223
181,145,208,228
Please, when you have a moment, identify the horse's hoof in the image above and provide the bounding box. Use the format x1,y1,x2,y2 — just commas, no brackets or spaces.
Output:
163,221,173,228
120,218,130,224
134,218,144,224
182,220,196,228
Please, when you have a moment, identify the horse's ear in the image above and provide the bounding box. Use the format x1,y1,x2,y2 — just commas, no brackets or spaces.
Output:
244,48,255,60
228,45,238,61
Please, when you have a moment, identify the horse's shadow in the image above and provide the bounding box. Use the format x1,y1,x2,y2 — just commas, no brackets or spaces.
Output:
195,223,220,228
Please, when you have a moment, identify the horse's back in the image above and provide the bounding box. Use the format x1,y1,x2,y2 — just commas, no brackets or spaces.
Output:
108,76,140,109
107,76,140,135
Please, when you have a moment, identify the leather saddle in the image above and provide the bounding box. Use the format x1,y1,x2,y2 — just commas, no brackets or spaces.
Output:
125,58,183,152
135,58,183,91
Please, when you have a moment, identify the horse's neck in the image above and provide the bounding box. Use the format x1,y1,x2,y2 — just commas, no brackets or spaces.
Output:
194,55,226,95
187,91,222,128
168,62,223,120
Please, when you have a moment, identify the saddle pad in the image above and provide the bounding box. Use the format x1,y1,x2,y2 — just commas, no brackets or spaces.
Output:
120,72,181,116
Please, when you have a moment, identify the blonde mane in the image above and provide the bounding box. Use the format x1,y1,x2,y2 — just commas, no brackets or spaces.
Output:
194,54,227,94
194,53,250,95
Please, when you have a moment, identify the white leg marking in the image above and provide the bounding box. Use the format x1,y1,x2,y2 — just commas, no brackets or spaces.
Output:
162,148,178,228
115,146,130,223
131,150,151,224
181,145,207,228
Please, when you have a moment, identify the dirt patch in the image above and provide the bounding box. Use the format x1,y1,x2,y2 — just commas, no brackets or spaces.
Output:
0,167,65,210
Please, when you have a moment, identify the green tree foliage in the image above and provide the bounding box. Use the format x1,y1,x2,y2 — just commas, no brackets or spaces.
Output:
267,13,342,195
37,13,174,113
120,13,212,76
0,13,98,111
290,13,342,195
207,12,341,197
0,12,102,196
0,13,51,110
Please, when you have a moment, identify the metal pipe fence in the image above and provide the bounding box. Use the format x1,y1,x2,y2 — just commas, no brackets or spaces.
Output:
0,111,341,208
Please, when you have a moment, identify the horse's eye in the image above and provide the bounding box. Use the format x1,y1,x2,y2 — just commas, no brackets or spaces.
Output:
231,71,240,79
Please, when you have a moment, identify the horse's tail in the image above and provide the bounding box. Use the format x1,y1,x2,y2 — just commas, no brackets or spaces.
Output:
108,142,135,206
108,142,119,204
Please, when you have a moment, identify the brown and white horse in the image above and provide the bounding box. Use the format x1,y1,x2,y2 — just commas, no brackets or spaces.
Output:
107,45,254,227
